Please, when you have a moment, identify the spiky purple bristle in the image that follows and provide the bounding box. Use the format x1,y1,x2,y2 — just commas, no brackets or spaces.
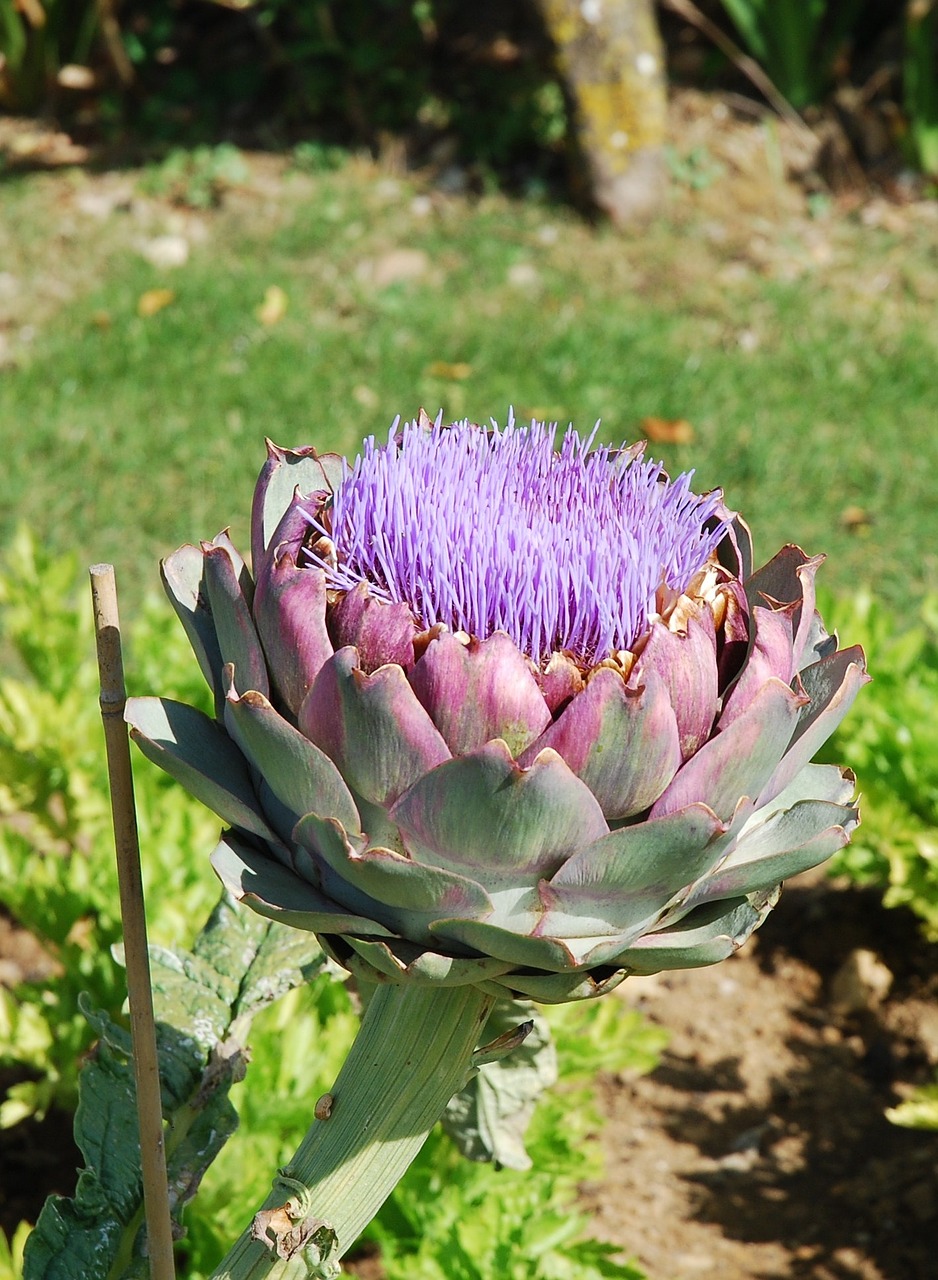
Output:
302,413,729,665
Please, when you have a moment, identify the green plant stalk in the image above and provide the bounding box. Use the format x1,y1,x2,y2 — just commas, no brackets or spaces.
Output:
717,0,866,109
211,980,496,1279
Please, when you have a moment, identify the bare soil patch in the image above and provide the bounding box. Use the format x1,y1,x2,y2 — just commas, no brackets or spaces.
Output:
587,875,938,1280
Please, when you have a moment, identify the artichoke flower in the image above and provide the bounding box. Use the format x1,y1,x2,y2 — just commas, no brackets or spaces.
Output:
126,413,867,1004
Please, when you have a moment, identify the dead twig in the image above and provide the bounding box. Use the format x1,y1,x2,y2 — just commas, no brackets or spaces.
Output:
660,0,817,148
95,0,135,86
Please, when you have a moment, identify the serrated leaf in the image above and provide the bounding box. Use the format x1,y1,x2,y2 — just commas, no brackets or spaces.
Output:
24,1005,139,1280
149,946,237,1055
18,1203,125,1280
192,891,326,1022
442,998,558,1172
165,1082,240,1212
24,893,326,1279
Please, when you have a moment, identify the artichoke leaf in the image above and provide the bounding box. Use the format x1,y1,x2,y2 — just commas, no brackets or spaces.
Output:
761,647,869,803
744,545,825,671
223,670,361,836
636,604,719,759
683,797,859,906
751,761,856,818
489,966,630,1004
337,934,515,987
409,630,551,757
125,695,277,842
519,666,681,820
616,891,778,975
431,916,579,973
719,605,794,727
791,645,870,746
202,540,269,698
251,440,343,566
391,739,608,885
329,581,416,672
294,813,493,944
300,647,450,807
716,509,753,582
543,803,729,942
211,829,394,936
160,543,227,717
253,498,335,716
652,677,806,822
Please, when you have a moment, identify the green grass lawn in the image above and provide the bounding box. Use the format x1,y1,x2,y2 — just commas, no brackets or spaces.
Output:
2,154,936,616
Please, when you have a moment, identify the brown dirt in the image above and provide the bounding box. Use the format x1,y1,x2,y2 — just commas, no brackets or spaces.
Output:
0,1073,82,1243
0,910,75,1242
339,874,938,1280
584,874,938,1280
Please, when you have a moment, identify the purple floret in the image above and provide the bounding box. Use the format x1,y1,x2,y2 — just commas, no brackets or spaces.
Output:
302,413,729,666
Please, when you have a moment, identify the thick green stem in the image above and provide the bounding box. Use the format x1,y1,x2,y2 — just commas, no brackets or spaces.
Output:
211,982,495,1279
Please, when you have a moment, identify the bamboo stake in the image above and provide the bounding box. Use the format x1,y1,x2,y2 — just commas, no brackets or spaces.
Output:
90,564,176,1280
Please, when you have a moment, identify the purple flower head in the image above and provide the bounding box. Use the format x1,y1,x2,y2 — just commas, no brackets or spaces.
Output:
132,426,867,1001
303,412,729,667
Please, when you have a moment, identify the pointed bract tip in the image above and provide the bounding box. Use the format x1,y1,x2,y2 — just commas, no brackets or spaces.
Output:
222,661,238,701
264,438,322,463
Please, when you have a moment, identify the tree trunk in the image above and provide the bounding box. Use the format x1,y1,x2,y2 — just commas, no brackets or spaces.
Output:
536,0,668,225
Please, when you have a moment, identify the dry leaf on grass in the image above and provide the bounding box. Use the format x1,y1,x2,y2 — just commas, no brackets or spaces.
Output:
369,248,429,288
840,505,872,532
257,284,289,326
641,416,695,444
425,361,472,380
352,385,380,409
140,235,189,269
137,288,175,317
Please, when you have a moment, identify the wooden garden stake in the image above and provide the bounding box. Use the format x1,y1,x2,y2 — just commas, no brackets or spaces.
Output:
90,564,176,1280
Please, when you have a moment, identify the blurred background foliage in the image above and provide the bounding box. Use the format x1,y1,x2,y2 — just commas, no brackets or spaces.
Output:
0,0,568,184
0,1,936,188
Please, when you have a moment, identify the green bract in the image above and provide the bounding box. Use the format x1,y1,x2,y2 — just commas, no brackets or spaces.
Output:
126,427,866,1003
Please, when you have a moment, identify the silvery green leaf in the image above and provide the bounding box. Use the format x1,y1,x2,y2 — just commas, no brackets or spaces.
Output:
24,894,326,1279
189,890,326,1023
442,998,557,1172
23,1000,138,1280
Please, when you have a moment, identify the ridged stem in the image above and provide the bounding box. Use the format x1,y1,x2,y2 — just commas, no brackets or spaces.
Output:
211,981,495,1279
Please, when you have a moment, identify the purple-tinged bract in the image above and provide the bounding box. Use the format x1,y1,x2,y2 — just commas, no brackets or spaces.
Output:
302,413,728,667
127,413,868,1004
